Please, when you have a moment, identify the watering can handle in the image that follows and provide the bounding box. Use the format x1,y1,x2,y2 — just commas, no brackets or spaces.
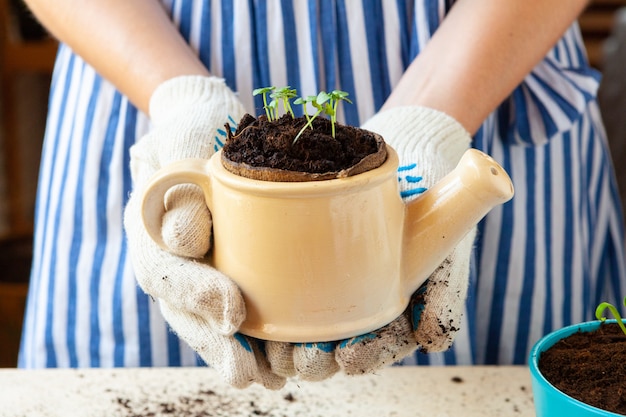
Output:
140,158,213,251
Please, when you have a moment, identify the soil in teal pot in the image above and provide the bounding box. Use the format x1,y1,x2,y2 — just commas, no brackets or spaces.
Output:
538,322,626,414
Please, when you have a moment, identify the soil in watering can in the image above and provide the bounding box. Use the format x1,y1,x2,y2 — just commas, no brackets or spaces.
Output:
221,113,385,180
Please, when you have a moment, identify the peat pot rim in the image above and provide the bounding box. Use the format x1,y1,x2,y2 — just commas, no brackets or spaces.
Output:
211,144,398,198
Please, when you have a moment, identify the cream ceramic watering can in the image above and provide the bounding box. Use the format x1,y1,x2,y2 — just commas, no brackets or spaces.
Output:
141,145,514,342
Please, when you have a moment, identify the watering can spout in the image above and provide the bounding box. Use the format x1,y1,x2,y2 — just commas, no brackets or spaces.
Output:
402,149,514,294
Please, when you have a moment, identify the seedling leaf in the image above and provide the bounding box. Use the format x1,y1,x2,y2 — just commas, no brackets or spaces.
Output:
595,297,626,335
253,86,276,121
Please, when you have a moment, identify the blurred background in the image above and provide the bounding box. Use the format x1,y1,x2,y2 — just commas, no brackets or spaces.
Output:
1,0,625,368
1,0,56,368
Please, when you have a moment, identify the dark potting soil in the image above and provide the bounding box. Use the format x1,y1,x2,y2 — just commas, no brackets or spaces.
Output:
222,113,380,174
538,323,626,415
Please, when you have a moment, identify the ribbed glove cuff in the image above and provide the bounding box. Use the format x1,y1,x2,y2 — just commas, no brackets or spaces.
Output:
149,75,236,123
362,106,472,166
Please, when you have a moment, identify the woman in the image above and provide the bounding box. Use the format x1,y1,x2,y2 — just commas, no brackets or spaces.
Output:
19,0,626,389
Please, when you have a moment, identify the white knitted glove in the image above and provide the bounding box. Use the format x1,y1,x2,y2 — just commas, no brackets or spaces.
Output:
124,75,285,389
263,106,475,381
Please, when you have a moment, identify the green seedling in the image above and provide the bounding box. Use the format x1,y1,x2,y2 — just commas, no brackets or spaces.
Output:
293,95,317,124
254,86,352,143
595,297,626,335
293,91,331,144
270,86,297,118
326,90,353,138
253,86,276,121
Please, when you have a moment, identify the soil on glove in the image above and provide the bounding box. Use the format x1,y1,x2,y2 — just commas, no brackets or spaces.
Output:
537,322,626,415
221,113,384,179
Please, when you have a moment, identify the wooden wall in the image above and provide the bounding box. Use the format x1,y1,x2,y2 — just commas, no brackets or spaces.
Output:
580,0,626,69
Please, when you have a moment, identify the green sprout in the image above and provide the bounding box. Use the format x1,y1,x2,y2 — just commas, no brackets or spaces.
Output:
270,86,297,119
595,297,626,335
326,90,353,138
293,91,331,144
252,86,276,121
253,86,353,144
293,95,317,125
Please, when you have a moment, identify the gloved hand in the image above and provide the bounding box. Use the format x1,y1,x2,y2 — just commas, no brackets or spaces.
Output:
123,75,285,389
261,106,475,381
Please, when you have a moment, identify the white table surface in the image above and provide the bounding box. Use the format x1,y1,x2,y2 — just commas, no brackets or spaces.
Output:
0,366,535,416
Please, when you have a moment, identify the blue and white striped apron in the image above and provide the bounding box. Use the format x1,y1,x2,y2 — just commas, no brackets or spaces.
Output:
19,0,626,368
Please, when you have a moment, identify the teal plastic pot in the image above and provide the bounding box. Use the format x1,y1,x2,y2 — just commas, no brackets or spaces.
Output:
529,320,623,417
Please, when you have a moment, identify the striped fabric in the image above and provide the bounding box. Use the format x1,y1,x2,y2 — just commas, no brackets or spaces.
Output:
19,0,626,369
